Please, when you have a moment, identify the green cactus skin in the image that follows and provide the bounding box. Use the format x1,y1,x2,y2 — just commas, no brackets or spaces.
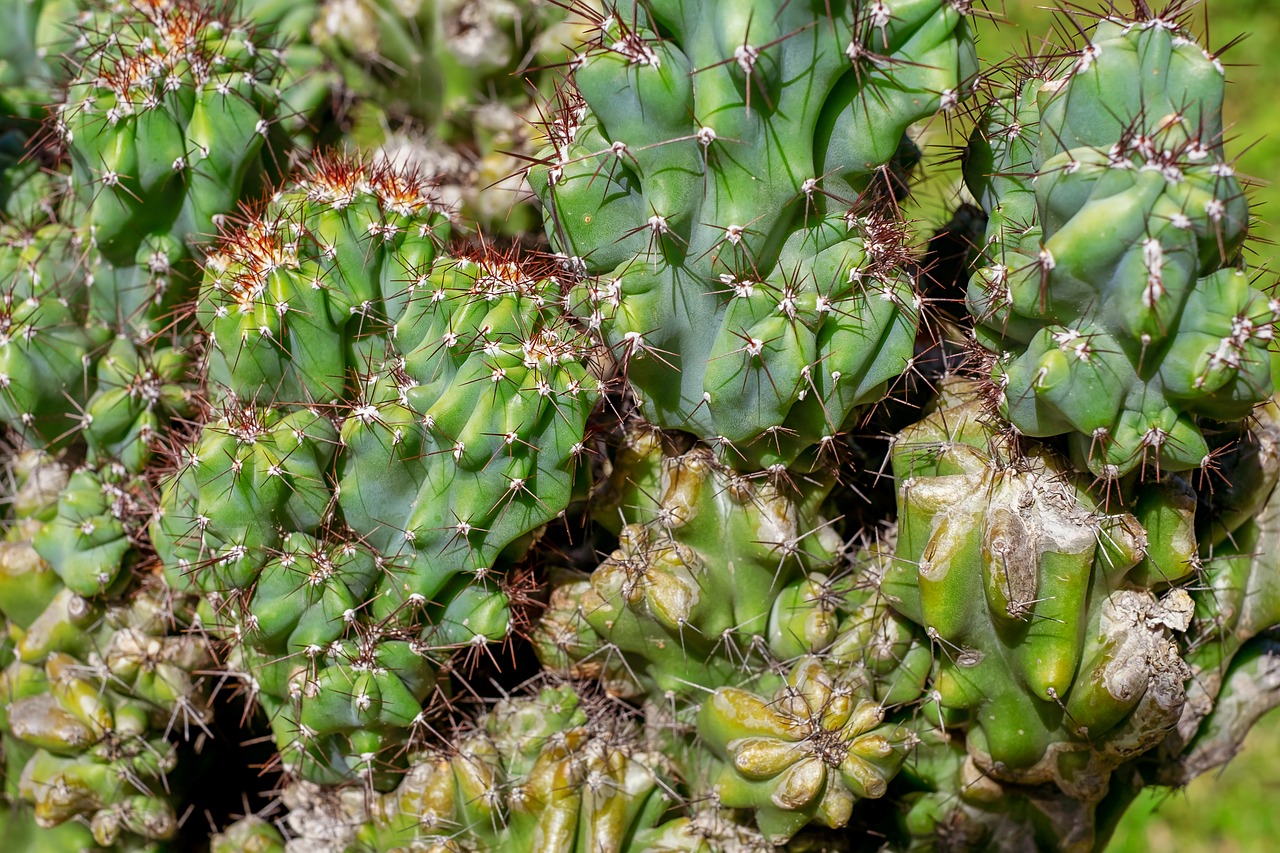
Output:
151,405,338,595
333,254,597,621
221,683,705,852
964,15,1277,480
530,0,977,469
698,655,911,844
82,338,194,472
2,0,323,458
1154,399,1280,779
0,800,111,852
3,2,1280,851
536,425,844,698
883,379,1196,800
197,157,453,405
893,723,1125,853
53,0,297,269
0,49,73,226
0,219,198,454
157,155,601,789
533,427,941,844
194,158,598,591
31,466,142,597
150,404,398,786
0,451,213,848
0,224,111,446
826,536,933,708
0,580,212,844
0,451,68,632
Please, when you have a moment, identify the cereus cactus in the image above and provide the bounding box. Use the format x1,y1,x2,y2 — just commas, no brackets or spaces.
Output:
530,0,977,468
0,805,107,853
697,655,912,844
883,380,1197,804
3,1,1280,851
0,451,212,848
2,0,317,457
889,722,1152,853
188,156,598,616
155,155,601,788
213,682,707,852
536,425,846,696
964,10,1276,479
195,157,453,403
534,427,936,842
53,0,303,270
81,338,194,472
0,224,110,445
1150,399,1280,782
0,219,198,459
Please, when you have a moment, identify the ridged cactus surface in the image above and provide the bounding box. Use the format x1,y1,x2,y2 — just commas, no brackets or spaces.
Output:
55,0,294,267
0,451,211,848
885,382,1195,798
532,0,977,468
153,156,601,789
965,15,1275,479
536,425,844,696
0,1,1277,852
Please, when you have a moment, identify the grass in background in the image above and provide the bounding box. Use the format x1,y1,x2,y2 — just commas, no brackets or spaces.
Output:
1107,708,1280,852
904,3,1280,849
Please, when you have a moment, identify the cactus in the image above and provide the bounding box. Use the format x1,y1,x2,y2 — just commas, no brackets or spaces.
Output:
0,224,110,445
0,1,1279,851
536,424,846,696
884,380,1201,794
53,0,299,269
530,0,977,468
214,681,707,852
0,450,213,848
697,655,912,844
1,0,324,456
1150,400,1280,782
532,428,934,841
155,155,601,789
964,13,1276,479
238,0,580,232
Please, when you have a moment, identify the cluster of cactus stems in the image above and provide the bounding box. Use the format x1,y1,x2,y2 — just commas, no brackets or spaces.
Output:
1,0,1279,850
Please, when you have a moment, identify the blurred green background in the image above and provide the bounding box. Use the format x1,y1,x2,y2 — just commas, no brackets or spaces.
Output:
916,2,1280,850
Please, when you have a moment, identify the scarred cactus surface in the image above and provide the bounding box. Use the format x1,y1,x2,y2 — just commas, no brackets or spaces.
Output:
0,1,1277,852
